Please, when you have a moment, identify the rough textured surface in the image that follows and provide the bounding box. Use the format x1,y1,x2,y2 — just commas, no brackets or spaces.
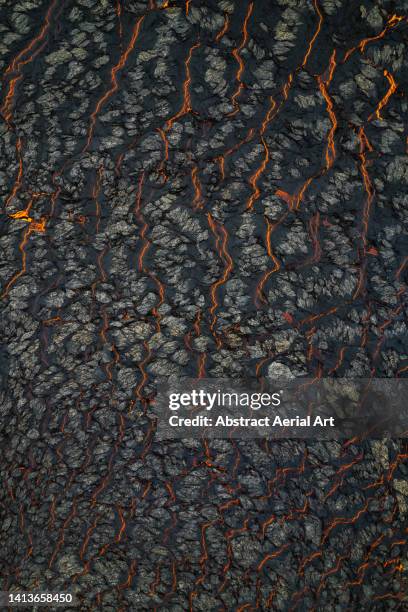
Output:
0,0,407,610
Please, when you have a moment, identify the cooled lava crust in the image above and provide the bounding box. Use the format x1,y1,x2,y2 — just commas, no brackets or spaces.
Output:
0,0,407,610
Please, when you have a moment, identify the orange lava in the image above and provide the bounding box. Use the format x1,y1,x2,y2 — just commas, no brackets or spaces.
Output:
369,69,398,121
165,40,201,131
83,15,145,152
301,0,323,68
215,14,230,43
343,14,406,62
256,216,282,305
246,135,270,211
228,2,254,116
207,213,233,348
1,0,59,124
317,50,337,170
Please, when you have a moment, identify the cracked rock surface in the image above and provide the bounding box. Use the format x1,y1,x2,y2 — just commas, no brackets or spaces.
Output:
0,0,407,610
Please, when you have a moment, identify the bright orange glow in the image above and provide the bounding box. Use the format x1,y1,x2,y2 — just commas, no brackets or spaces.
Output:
369,69,397,120
165,40,201,130
4,0,58,78
215,14,230,43
8,193,48,238
228,2,254,115
246,135,269,210
344,14,405,62
294,177,313,210
9,210,32,222
301,0,323,68
83,16,145,152
256,216,281,305
1,0,59,124
29,218,46,232
317,50,337,170
216,127,255,181
260,97,277,135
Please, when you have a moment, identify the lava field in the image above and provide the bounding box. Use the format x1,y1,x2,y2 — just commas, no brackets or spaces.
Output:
0,0,408,610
